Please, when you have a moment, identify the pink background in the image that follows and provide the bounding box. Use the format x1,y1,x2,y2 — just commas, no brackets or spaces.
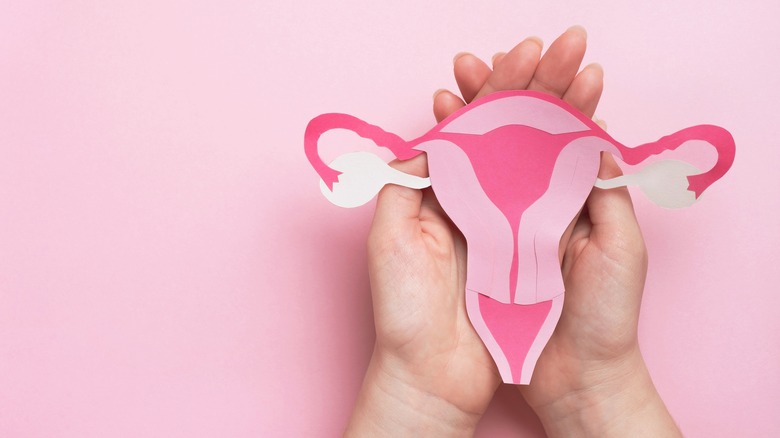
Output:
1,1,778,436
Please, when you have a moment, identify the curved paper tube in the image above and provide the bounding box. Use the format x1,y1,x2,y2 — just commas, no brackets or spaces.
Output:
305,90,735,384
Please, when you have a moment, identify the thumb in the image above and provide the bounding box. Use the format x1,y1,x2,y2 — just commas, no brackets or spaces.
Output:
371,154,430,235
586,153,648,280
586,152,640,230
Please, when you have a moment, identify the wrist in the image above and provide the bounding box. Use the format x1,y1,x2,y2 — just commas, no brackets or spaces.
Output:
344,349,482,437
529,347,681,437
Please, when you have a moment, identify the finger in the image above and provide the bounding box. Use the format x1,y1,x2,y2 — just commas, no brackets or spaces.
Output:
568,203,592,244
433,89,466,123
585,153,648,304
491,52,506,69
528,25,587,97
474,37,543,100
372,154,429,230
585,153,638,230
558,209,581,263
453,52,492,103
419,186,448,221
562,63,603,118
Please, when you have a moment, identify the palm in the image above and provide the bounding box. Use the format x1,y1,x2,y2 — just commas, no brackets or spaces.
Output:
368,182,500,414
519,155,648,406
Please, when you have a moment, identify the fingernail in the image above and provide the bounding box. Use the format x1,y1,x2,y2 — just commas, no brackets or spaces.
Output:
567,25,587,39
491,52,506,64
525,36,543,48
433,89,447,99
586,62,604,75
453,52,471,64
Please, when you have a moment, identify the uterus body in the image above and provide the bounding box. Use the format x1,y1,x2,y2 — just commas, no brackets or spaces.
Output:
305,90,734,384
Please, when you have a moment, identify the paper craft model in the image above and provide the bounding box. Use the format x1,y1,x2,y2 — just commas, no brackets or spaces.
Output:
304,90,734,384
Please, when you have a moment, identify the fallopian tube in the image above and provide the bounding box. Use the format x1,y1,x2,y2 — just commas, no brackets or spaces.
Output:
304,90,735,384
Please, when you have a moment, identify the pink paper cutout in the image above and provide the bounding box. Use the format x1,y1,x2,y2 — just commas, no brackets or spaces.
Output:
304,90,735,384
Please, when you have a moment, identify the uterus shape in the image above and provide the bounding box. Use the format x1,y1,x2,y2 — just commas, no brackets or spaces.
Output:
305,90,735,384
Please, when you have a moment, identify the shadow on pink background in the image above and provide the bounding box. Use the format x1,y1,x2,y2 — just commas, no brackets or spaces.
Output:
1,1,778,436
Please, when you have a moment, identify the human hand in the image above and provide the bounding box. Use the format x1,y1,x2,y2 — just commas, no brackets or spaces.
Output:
437,27,681,437
345,26,618,437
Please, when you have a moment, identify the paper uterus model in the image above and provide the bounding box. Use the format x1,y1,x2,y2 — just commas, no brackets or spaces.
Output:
305,90,734,384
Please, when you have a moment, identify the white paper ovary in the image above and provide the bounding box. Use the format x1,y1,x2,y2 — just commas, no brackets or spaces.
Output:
319,152,431,208
595,159,702,209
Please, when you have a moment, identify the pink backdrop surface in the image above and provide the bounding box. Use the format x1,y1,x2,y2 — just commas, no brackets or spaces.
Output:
1,1,778,437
